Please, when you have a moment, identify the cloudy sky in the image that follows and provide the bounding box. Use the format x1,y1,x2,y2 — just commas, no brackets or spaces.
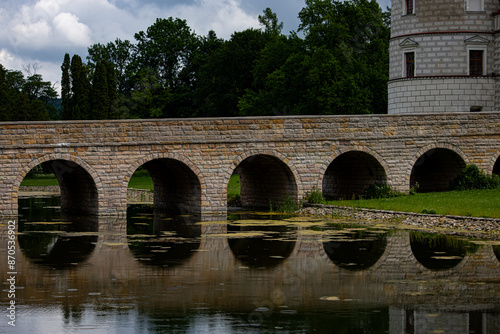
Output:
0,0,391,94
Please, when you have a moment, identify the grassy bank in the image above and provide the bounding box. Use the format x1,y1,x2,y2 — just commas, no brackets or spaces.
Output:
127,175,153,190
20,174,59,187
328,188,500,218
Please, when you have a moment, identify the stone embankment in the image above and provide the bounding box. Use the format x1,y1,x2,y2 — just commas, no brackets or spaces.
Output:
302,204,500,240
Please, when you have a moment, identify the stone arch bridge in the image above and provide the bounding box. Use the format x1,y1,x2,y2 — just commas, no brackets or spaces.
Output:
1,112,499,217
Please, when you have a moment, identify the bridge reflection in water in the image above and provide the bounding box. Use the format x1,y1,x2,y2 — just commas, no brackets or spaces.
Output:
3,197,500,333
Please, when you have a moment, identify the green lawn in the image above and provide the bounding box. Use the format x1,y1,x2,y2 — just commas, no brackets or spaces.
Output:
329,188,500,218
20,174,59,187
227,174,240,201
127,175,153,190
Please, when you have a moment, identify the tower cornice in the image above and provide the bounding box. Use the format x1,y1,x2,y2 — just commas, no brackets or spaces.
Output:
391,30,494,41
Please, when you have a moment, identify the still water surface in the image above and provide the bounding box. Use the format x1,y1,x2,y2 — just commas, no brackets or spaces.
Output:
2,196,500,333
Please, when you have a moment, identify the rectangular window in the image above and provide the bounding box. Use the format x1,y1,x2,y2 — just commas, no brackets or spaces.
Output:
405,52,415,77
469,50,483,75
406,0,414,14
466,0,483,11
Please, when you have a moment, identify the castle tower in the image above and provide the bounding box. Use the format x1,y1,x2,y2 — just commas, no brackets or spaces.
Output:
388,0,500,114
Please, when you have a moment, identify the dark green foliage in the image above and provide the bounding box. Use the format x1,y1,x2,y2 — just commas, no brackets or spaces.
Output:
91,61,109,119
69,55,91,120
241,0,389,116
450,164,500,191
106,62,118,118
195,29,271,117
61,53,71,120
259,7,284,35
68,1,390,120
87,39,135,94
61,54,118,120
362,183,403,199
305,190,327,204
0,64,54,121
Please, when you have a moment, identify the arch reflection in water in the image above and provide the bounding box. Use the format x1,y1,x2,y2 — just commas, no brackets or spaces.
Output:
322,227,388,270
127,204,201,267
227,220,296,268
18,196,98,269
410,232,479,270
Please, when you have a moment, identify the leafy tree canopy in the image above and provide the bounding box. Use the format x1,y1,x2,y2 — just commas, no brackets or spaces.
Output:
0,63,56,121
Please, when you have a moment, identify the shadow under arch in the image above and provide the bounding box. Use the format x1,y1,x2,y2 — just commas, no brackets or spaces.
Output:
493,153,500,176
127,205,201,267
18,156,100,215
18,199,98,269
493,245,500,262
322,228,388,270
409,232,478,270
127,154,202,215
227,223,296,268
322,150,388,200
409,146,467,193
230,153,299,210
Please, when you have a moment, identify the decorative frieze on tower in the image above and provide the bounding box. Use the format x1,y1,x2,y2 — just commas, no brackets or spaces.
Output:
388,0,500,113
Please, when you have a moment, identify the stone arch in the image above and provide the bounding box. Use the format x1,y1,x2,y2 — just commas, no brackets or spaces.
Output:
226,150,301,210
490,150,500,176
126,153,204,214
408,143,468,192
15,154,102,215
320,147,390,200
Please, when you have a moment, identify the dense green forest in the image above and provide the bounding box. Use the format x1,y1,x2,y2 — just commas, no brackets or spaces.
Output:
0,64,59,121
1,0,390,121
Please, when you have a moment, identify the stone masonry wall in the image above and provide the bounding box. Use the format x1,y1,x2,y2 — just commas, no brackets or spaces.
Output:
389,0,498,113
388,77,497,113
0,113,499,217
390,0,496,38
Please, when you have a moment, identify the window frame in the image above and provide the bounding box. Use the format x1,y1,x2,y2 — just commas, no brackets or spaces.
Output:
467,46,487,76
404,51,416,78
405,0,415,15
465,0,484,12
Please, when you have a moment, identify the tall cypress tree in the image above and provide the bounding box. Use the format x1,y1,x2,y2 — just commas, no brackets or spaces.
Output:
106,61,118,119
61,53,72,119
70,55,91,120
91,61,109,119
0,65,9,121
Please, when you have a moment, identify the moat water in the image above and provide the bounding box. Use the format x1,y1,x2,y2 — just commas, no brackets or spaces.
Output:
2,196,500,333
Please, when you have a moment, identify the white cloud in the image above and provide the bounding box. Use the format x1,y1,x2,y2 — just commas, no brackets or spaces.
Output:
53,12,92,46
9,5,52,48
0,49,15,65
172,0,260,38
34,0,63,18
